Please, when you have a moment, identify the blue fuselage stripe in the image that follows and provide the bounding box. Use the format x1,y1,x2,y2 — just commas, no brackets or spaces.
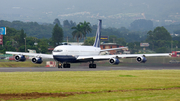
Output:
53,55,77,63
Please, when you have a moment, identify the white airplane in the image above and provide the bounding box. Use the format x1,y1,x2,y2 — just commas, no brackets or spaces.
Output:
6,20,170,68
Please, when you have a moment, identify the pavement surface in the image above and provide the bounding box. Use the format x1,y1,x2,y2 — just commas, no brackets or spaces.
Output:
0,66,180,72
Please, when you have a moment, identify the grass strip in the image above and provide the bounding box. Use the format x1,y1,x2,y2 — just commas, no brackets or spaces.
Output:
0,70,180,100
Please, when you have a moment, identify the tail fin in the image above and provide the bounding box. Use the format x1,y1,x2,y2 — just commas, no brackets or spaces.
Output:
93,19,102,48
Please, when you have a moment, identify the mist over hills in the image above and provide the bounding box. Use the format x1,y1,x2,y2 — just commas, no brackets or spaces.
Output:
1,0,180,28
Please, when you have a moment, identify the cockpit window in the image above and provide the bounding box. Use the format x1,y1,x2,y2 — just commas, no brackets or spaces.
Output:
53,50,63,52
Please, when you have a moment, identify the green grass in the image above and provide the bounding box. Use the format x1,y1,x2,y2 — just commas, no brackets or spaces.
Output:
0,70,180,100
0,60,46,67
119,75,137,77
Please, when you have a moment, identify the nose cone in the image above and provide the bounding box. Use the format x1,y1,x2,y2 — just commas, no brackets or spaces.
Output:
52,46,65,56
52,51,61,55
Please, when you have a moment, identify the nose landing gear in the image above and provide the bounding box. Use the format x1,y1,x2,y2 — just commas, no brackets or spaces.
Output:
58,62,71,68
58,62,62,68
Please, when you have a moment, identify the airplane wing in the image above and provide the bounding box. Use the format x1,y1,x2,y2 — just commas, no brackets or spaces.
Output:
6,51,54,59
77,53,170,60
100,47,128,52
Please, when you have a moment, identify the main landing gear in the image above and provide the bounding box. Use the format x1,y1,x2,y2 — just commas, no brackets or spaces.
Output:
89,61,96,68
57,61,96,68
58,62,71,68
63,63,71,68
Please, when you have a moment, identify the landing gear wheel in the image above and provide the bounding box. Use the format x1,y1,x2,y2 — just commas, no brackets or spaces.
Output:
93,64,96,68
89,61,96,68
89,64,92,68
63,63,71,68
89,64,96,68
67,64,70,68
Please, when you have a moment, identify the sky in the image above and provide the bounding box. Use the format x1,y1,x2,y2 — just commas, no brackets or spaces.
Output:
1,0,180,27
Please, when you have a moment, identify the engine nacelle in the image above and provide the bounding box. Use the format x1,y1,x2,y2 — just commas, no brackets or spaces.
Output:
136,56,147,63
109,58,120,65
14,55,26,62
31,57,43,64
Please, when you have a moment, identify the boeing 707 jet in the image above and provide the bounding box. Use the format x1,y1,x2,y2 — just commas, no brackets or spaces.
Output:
6,20,170,68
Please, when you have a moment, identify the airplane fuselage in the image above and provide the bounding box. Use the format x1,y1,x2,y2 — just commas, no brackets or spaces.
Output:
52,45,101,63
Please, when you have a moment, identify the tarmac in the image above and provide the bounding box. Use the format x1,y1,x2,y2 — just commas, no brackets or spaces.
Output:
0,66,180,72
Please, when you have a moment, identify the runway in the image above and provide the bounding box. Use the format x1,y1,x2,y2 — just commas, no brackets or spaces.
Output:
0,66,180,72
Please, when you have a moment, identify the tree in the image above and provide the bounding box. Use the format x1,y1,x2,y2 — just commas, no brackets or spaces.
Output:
53,18,62,27
0,20,54,39
127,42,141,54
79,21,92,42
4,41,16,52
153,27,171,40
71,24,83,43
109,35,118,43
69,20,76,28
63,20,71,28
156,47,167,53
116,38,126,46
130,19,153,31
173,36,180,41
18,45,25,52
173,30,180,34
83,37,95,45
52,24,63,46
19,29,26,46
26,37,38,46
146,26,172,52
37,38,49,53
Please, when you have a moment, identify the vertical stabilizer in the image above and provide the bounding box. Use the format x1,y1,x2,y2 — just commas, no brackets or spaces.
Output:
93,20,102,48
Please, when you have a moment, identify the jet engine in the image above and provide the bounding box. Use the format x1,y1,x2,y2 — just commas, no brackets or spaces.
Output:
31,57,43,64
14,55,26,62
109,58,120,65
136,56,147,63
